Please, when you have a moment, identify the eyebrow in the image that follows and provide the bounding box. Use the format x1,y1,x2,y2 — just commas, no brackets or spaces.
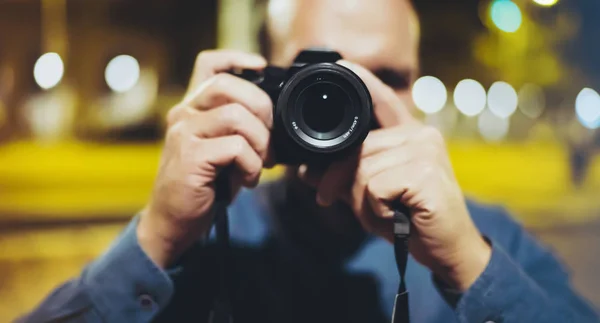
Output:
372,67,414,90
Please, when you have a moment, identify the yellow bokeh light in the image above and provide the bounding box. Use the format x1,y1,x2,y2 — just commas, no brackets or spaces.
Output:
533,0,559,7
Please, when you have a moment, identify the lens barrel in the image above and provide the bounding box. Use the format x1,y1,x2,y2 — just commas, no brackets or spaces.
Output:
273,62,373,163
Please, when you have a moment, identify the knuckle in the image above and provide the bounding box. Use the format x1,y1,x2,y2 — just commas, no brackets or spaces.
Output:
166,121,185,143
220,104,245,128
250,159,263,175
229,135,246,156
211,73,233,89
421,126,444,144
166,104,184,126
195,50,215,66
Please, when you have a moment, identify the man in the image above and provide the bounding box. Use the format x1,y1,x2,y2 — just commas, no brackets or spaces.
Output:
21,0,599,322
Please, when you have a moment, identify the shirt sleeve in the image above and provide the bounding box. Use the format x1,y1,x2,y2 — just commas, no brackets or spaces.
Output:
17,216,175,323
434,209,600,323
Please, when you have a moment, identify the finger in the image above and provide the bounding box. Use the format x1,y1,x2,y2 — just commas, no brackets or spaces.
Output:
185,104,270,160
365,164,432,221
358,147,411,184
337,60,416,128
359,127,408,158
350,183,390,237
315,154,359,206
183,73,273,128
345,147,409,220
187,50,267,96
365,167,411,220
199,135,263,187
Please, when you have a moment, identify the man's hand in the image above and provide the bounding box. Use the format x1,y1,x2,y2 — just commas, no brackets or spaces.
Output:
137,50,273,268
298,60,492,291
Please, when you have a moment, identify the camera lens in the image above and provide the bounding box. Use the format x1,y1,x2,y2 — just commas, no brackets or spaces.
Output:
274,62,373,163
299,82,348,135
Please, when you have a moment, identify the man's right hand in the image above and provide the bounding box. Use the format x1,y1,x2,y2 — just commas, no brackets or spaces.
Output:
136,50,274,268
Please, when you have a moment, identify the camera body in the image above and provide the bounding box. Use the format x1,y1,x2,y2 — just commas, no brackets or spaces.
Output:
230,49,374,165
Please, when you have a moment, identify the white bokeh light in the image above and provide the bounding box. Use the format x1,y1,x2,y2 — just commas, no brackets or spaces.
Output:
478,108,510,141
575,88,600,129
105,55,140,93
453,79,486,116
33,52,64,90
412,76,447,114
487,81,518,119
518,84,545,119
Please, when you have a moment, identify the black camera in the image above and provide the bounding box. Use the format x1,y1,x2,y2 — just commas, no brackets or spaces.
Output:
230,49,374,165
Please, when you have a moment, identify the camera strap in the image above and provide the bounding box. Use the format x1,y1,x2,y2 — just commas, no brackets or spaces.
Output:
209,170,234,323
391,203,411,323
208,170,412,323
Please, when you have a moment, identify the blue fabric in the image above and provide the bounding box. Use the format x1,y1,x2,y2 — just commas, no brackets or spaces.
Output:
19,180,600,323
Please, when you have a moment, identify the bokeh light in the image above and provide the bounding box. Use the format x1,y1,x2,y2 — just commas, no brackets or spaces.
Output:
575,88,600,129
33,53,64,90
105,55,140,93
453,79,487,116
424,103,459,136
478,107,510,141
533,0,559,7
487,81,518,119
412,76,447,114
490,0,522,33
518,84,545,119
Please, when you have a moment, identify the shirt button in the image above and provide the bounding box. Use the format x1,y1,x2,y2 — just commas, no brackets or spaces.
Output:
138,294,155,310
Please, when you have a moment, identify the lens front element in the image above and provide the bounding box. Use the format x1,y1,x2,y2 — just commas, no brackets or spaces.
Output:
275,62,373,161
298,82,350,140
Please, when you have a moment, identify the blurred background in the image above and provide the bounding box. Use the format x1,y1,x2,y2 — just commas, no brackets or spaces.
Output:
0,0,599,320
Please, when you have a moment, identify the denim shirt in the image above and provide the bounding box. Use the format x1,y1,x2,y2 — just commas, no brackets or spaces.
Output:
19,180,599,323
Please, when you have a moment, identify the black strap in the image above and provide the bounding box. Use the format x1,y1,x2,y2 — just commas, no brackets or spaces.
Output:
209,169,411,323
391,203,411,323
209,171,234,323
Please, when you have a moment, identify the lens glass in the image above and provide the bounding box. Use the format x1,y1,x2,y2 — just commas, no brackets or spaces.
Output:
277,64,372,156
297,82,350,139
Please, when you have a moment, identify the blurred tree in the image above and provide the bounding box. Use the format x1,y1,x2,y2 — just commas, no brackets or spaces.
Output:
474,0,580,90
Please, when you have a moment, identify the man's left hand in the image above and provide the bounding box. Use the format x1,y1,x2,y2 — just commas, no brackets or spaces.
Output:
298,60,492,291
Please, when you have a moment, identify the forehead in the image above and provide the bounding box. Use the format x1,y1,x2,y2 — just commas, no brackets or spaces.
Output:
267,0,419,72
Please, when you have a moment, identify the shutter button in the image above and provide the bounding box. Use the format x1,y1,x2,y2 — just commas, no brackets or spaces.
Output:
138,294,155,310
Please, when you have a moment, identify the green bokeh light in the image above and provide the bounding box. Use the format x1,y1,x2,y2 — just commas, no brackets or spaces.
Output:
491,0,522,33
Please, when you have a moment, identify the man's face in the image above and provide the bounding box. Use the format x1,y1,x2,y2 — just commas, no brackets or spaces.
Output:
266,0,420,107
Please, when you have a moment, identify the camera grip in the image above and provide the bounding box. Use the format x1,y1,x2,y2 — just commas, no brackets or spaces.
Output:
226,68,265,85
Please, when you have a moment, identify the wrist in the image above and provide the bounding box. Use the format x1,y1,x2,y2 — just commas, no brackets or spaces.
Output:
434,233,492,291
136,208,211,268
